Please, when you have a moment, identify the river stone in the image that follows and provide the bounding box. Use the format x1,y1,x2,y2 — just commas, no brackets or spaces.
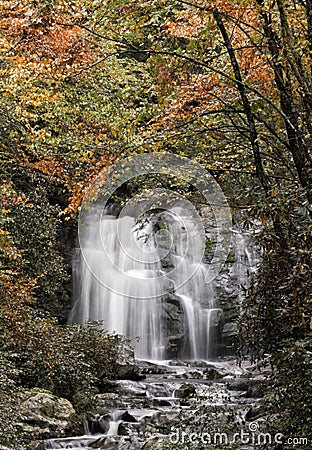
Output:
18,390,76,440
85,412,110,434
182,369,204,379
245,404,268,420
204,367,224,380
118,421,142,435
138,360,168,375
174,383,196,399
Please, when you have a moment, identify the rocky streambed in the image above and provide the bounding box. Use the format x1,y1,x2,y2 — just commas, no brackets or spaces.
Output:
22,358,270,450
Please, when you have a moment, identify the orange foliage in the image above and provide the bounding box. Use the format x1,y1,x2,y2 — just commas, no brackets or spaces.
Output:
64,153,116,217
0,1,96,76
9,149,116,218
155,0,274,129
164,9,204,38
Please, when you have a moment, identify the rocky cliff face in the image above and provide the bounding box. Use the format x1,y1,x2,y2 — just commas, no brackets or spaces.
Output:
158,217,260,359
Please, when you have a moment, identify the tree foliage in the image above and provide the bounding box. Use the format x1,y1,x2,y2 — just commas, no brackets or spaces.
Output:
0,0,311,444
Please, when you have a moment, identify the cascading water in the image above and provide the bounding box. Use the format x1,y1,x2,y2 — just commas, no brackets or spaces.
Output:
70,206,223,360
70,211,166,360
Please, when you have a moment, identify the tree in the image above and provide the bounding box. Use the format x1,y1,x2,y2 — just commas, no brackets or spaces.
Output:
58,0,312,437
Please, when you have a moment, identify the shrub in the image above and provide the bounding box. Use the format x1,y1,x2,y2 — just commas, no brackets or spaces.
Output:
1,306,120,411
0,352,22,447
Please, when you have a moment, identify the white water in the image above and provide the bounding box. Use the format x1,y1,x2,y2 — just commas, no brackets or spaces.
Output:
70,212,167,360
70,207,225,360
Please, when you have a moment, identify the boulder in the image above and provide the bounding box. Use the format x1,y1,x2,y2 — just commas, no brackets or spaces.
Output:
245,404,268,420
174,383,196,399
115,341,140,381
18,389,77,441
138,360,168,375
120,411,138,423
85,412,110,434
204,367,224,380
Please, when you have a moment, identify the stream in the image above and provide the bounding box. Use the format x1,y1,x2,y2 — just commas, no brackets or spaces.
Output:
38,357,269,450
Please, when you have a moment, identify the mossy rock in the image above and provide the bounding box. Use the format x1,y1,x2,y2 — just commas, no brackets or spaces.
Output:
18,391,77,441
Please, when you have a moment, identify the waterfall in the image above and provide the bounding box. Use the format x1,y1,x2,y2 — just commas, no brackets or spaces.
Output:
70,206,225,360
70,206,261,360
230,229,260,305
70,211,167,360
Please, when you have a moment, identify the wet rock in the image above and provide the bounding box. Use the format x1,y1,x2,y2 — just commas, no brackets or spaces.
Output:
163,276,175,292
209,309,223,327
115,341,140,381
106,380,147,396
160,256,174,269
174,383,196,399
128,408,160,423
94,392,150,412
223,322,239,337
146,383,170,398
152,398,172,407
85,412,110,434
91,435,143,449
120,411,138,423
204,367,224,380
168,359,191,367
40,435,103,449
166,334,185,358
227,379,267,396
139,361,168,375
94,392,122,410
182,370,203,379
118,421,142,435
89,435,119,449
165,293,182,307
245,404,268,421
